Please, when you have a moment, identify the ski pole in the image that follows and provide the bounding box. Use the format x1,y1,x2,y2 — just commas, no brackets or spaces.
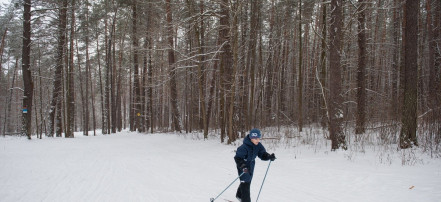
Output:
256,160,272,202
210,172,245,202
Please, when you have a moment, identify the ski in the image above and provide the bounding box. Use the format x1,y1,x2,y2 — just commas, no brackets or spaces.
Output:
209,198,235,202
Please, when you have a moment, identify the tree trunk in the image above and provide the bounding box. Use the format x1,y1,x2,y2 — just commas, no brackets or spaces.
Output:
428,0,441,115
218,0,234,143
48,0,67,137
0,28,7,82
116,23,126,133
434,0,441,145
146,1,154,133
356,0,367,135
264,1,275,128
132,2,141,132
298,0,303,132
200,0,208,138
238,1,248,136
21,0,33,139
105,14,117,135
111,17,117,134
102,1,109,134
400,0,419,149
65,0,76,138
319,0,328,130
246,0,259,130
229,0,240,143
186,0,208,138
391,0,401,121
76,35,85,135
141,26,148,133
329,0,346,150
0,28,6,135
89,38,97,136
166,0,182,133
36,51,47,139
96,21,105,135
148,38,154,134
84,0,90,136
3,59,18,135
207,60,218,138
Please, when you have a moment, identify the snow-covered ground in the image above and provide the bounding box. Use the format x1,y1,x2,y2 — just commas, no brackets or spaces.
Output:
1,130,440,202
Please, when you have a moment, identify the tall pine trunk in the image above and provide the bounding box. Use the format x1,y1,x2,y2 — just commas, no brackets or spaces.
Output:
84,0,90,136
247,0,259,130
166,0,182,132
102,1,109,134
3,59,18,135
0,28,7,83
329,0,347,150
186,0,208,138
132,2,141,132
116,23,126,133
427,0,441,140
391,0,401,121
199,1,208,138
48,0,67,137
96,21,105,134
146,1,154,133
111,16,117,134
218,0,234,143
229,0,240,143
400,0,419,149
65,0,76,138
21,0,33,139
319,0,328,130
106,13,117,134
356,0,367,135
298,0,303,132
141,27,148,133
265,1,275,128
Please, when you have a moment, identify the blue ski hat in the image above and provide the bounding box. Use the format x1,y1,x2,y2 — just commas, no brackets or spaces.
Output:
249,128,262,139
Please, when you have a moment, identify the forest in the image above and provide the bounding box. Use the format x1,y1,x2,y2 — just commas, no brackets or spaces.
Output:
0,0,439,152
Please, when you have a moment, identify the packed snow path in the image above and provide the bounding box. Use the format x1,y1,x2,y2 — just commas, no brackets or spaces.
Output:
1,131,440,202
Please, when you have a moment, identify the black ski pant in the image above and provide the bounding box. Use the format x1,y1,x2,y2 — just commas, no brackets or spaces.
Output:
236,182,251,202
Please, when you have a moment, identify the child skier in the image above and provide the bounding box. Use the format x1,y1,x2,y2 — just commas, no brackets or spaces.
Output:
234,128,276,202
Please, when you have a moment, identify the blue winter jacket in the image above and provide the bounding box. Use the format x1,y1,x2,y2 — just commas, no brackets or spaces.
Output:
234,135,271,183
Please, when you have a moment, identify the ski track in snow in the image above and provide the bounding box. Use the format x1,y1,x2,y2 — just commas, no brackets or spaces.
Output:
1,131,440,202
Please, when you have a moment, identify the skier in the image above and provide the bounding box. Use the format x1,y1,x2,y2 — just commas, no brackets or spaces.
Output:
234,128,276,202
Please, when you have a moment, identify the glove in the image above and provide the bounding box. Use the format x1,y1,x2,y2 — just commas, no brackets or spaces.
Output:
240,164,248,173
242,167,249,173
269,153,276,161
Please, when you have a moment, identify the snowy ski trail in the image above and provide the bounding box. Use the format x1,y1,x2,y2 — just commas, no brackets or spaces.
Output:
1,131,440,202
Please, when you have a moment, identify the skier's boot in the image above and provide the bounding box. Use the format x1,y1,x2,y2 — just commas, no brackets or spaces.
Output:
236,184,242,201
238,182,251,202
